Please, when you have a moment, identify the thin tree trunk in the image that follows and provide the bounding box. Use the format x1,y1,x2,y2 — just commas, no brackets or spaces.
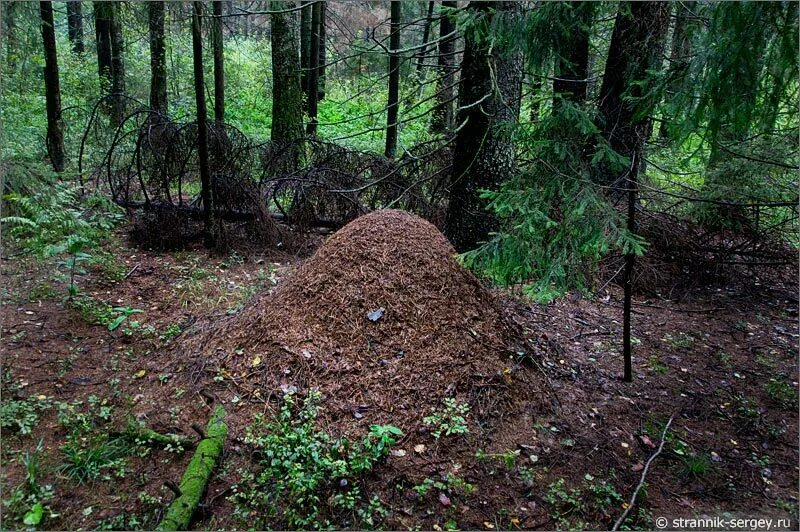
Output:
596,1,670,381
444,1,523,252
300,0,311,98
415,0,435,80
212,0,225,126
431,0,456,134
94,2,112,96
306,0,321,135
192,1,215,248
317,1,326,100
384,0,401,159
552,2,593,108
659,0,695,139
270,0,304,173
109,2,126,125
148,1,168,114
67,1,84,54
40,1,65,172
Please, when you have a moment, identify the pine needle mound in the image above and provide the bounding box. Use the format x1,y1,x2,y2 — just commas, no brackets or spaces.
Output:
187,209,531,430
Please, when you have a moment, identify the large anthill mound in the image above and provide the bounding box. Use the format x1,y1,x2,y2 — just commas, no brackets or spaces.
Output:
184,210,537,431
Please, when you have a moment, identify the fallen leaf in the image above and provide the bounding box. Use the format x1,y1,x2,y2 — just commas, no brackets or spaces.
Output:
631,463,644,472
483,522,495,529
251,356,261,367
133,370,146,379
640,434,656,448
620,442,630,448
413,444,426,454
391,449,406,457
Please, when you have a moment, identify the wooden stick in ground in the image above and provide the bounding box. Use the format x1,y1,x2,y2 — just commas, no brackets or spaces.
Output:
611,415,675,531
157,405,228,531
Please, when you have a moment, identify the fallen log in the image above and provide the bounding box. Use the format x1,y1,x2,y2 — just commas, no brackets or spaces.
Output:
157,406,228,531
123,424,194,451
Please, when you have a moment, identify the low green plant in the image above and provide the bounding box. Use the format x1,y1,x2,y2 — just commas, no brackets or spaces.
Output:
412,473,475,499
58,436,129,484
231,390,402,529
159,323,182,342
680,453,713,479
0,396,46,435
2,439,56,528
764,377,798,409
423,398,470,439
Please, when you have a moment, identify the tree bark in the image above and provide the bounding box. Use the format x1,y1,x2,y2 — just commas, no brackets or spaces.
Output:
431,0,457,134
317,1,326,100
94,2,113,94
415,0,436,80
109,2,126,126
192,1,215,248
39,1,65,172
444,1,523,252
300,0,311,97
270,0,304,173
212,0,225,126
384,0,401,159
148,1,168,115
659,0,695,139
67,1,84,54
306,0,321,135
596,1,670,189
39,1,64,172
552,2,593,107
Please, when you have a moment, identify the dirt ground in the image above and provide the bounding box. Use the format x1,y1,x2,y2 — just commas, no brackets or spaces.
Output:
1,222,798,530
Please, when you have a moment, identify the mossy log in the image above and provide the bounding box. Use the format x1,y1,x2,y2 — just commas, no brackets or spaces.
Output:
127,426,193,451
157,406,227,531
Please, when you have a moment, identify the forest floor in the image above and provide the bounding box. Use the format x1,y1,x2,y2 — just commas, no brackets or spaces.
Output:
1,221,798,531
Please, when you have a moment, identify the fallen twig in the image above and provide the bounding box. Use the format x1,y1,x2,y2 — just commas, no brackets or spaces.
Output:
611,415,675,531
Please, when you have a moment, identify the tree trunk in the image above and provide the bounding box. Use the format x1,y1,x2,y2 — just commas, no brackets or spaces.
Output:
94,2,113,95
415,0,436,80
306,0,321,135
109,2,126,126
212,0,225,126
659,0,695,139
270,0,304,173
300,0,311,97
552,2,593,107
384,0,401,159
596,1,670,189
317,1,326,100
596,2,670,381
40,1,65,172
444,1,523,252
148,1,168,114
431,0,456,134
67,1,84,54
192,1,215,248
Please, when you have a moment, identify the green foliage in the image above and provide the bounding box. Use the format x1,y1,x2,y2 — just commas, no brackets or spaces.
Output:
2,439,56,529
462,103,637,302
231,390,401,529
544,474,624,529
58,436,129,484
0,396,46,435
764,376,798,409
423,398,470,439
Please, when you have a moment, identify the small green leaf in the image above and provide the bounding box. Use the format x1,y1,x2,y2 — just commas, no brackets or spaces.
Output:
23,502,44,526
108,315,126,331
